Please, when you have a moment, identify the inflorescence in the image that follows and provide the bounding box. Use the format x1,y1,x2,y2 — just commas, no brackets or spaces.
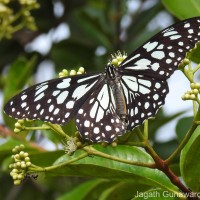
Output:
9,144,31,185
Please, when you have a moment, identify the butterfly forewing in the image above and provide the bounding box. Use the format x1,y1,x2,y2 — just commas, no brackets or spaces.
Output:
120,17,200,79
4,73,103,124
75,82,126,143
117,17,200,130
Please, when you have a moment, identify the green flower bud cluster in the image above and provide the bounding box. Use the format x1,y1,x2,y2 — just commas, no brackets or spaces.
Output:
14,119,25,133
0,0,40,39
182,82,200,101
110,51,127,67
178,58,190,69
59,67,85,78
9,144,31,185
19,0,39,7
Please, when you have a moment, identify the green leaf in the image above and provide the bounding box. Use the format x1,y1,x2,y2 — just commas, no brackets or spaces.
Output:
30,150,64,167
153,140,179,160
0,137,38,155
50,39,96,71
176,116,193,143
99,182,150,200
187,43,200,64
180,125,200,191
3,56,37,102
3,56,37,126
149,109,184,140
132,188,180,200
71,9,112,48
57,179,112,200
162,0,200,19
50,145,179,193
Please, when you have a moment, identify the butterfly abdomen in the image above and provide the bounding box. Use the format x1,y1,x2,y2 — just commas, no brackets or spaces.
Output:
106,64,127,122
109,79,127,121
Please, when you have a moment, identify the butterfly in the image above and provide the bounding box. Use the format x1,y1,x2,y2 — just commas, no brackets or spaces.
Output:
4,17,200,143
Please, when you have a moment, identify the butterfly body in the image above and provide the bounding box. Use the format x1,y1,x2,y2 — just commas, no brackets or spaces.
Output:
4,17,200,143
105,63,127,119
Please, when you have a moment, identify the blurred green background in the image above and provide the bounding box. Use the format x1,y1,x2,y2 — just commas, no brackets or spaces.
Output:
0,0,200,199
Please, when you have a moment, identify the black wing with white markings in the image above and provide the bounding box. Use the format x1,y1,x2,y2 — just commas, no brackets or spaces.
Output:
120,17,200,78
75,82,126,143
118,17,200,130
4,73,103,124
120,75,168,130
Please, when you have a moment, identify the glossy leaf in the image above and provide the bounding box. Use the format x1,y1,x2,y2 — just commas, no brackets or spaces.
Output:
162,0,200,19
98,182,150,200
51,145,179,192
176,116,193,143
57,179,113,200
3,56,37,126
180,125,200,191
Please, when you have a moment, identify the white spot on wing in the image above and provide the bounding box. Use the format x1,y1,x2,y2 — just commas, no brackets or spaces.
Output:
105,125,112,131
151,51,165,59
122,76,138,92
188,29,194,34
21,95,27,101
34,93,44,102
121,53,140,65
66,100,74,109
96,107,104,122
57,78,71,89
49,105,54,112
77,74,100,83
184,23,190,28
21,102,27,108
170,35,181,40
72,80,98,100
84,120,90,127
35,85,48,96
53,90,60,96
126,59,151,70
163,30,178,37
56,91,69,104
90,101,98,118
97,85,109,109
94,127,100,134
143,41,158,52
53,108,60,115
152,63,160,71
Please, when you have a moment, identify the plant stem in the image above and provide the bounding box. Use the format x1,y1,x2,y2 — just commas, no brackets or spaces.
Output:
83,146,155,168
165,123,197,164
145,144,199,200
135,127,145,141
144,120,149,139
29,152,89,173
165,107,200,164
46,123,71,140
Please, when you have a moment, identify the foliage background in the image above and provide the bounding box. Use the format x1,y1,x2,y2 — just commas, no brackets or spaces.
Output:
0,0,200,199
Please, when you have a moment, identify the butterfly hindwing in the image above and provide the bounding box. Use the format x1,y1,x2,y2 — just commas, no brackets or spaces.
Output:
75,82,126,143
4,73,102,124
120,75,169,130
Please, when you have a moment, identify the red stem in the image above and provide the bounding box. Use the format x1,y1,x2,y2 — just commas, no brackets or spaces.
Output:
145,145,199,200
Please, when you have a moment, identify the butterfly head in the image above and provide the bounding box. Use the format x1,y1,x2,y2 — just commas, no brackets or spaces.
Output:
105,63,117,80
